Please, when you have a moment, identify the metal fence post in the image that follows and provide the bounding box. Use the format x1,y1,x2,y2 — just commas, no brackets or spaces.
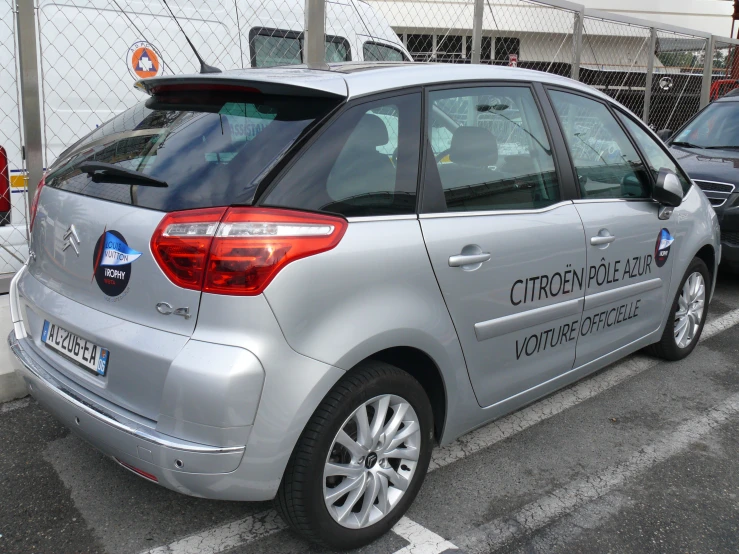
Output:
643,27,657,125
304,0,326,67
571,9,583,81
470,0,484,64
700,35,715,108
15,0,43,203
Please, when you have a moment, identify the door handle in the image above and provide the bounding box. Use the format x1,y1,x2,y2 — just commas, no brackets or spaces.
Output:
590,235,616,246
449,253,491,267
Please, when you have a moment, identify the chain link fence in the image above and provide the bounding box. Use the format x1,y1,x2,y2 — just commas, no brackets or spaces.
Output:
649,29,707,132
3,0,739,283
710,38,739,101
0,0,29,278
580,15,651,120
481,0,578,76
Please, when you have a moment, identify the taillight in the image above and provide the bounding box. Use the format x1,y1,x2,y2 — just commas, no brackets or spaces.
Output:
151,207,227,291
29,174,45,231
0,146,10,214
204,208,347,295
151,207,348,295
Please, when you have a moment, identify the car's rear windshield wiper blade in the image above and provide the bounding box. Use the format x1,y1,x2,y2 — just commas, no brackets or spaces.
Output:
78,161,168,188
670,141,703,149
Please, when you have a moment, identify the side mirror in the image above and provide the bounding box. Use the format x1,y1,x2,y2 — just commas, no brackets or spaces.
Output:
653,168,683,207
656,129,672,141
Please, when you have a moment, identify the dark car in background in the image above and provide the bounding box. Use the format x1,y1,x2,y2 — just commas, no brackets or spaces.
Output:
660,90,739,272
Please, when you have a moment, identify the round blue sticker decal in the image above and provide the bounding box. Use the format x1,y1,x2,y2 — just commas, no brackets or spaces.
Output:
92,230,142,296
655,228,674,268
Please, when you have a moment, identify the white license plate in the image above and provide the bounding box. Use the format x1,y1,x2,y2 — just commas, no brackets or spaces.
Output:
41,320,109,376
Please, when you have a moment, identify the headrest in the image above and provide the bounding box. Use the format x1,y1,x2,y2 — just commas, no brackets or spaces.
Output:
349,113,389,148
450,126,498,167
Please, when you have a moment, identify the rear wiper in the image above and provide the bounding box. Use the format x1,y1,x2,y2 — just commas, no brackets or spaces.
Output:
78,161,168,188
670,141,703,149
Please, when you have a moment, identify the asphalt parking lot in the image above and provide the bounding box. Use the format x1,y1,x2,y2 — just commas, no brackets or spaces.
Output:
1,272,738,554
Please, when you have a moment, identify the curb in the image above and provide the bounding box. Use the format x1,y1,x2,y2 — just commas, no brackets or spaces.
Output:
0,294,28,404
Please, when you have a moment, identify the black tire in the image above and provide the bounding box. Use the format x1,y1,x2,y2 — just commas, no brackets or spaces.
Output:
648,257,710,361
275,360,434,550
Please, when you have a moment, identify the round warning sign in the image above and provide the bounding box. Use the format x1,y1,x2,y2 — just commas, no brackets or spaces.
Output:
127,41,164,80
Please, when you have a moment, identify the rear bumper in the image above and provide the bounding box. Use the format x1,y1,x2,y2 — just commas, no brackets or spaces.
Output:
10,265,346,502
9,329,253,498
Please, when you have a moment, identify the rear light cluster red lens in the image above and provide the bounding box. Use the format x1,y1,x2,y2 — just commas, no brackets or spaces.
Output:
151,207,348,296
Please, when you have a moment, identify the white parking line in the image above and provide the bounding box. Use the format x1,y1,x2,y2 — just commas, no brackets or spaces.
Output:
143,509,286,554
141,308,739,554
140,513,449,554
392,517,459,553
453,390,739,553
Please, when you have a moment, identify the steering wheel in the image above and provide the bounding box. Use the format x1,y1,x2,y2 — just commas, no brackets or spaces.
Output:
435,148,451,162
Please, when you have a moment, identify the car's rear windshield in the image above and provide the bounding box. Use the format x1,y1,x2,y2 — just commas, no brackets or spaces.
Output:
45,91,340,212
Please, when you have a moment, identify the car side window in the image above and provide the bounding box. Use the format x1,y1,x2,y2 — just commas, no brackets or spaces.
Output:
549,90,651,200
250,29,350,67
363,42,406,62
250,29,302,68
263,93,421,217
325,38,351,62
617,113,692,195
426,86,560,212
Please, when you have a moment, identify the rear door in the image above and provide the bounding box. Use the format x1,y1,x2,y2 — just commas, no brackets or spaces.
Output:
546,88,676,367
419,83,587,408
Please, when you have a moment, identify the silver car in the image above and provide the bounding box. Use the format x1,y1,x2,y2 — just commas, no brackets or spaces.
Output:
9,63,720,549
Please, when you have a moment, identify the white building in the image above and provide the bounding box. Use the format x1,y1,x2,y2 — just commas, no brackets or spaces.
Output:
367,0,734,70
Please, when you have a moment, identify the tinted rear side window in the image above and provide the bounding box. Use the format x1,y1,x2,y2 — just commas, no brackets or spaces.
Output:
252,31,302,67
262,93,421,217
45,92,340,212
249,28,351,67
363,42,406,62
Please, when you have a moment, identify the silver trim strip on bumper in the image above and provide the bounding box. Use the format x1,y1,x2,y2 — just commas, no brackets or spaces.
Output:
8,330,245,455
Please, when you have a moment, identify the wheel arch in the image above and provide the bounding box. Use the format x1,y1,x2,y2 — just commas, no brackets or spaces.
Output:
694,243,716,299
365,346,448,444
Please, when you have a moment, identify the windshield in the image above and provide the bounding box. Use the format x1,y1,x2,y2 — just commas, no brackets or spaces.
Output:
673,101,739,149
45,92,339,212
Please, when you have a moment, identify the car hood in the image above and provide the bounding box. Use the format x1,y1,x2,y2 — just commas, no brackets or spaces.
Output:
669,145,739,184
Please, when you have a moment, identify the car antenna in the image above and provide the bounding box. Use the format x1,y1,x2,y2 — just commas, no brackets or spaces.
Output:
160,0,222,74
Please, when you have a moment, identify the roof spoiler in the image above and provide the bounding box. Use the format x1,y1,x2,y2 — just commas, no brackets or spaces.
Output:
134,71,348,99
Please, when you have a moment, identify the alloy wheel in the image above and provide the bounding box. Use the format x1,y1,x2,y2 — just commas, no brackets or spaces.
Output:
674,271,705,348
323,394,421,529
